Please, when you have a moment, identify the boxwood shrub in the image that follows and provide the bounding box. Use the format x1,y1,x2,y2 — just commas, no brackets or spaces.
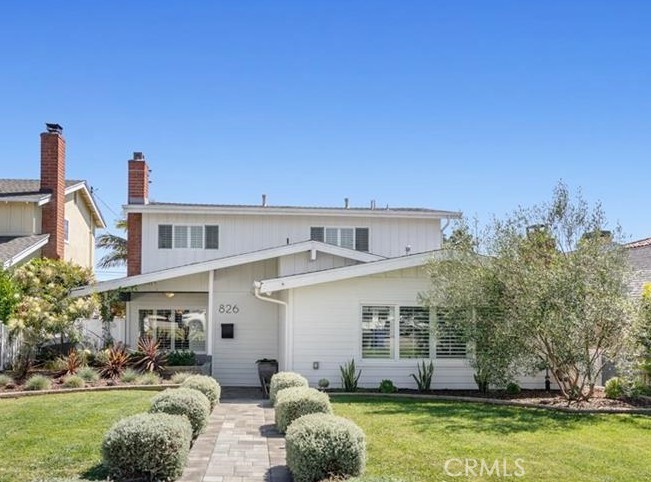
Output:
285,413,366,482
269,371,308,405
275,387,332,433
150,388,211,438
181,375,221,409
102,412,192,481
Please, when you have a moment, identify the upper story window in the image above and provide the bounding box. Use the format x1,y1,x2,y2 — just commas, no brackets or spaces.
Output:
64,219,70,243
158,224,219,250
311,226,369,252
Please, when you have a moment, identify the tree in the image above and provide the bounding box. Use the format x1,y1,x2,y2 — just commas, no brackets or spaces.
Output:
0,267,18,322
96,219,127,269
6,258,99,376
426,182,636,401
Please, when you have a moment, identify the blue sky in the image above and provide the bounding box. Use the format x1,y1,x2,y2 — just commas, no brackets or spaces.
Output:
1,2,649,278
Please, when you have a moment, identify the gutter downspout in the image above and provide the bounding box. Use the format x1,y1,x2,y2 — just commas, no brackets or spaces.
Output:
254,282,291,371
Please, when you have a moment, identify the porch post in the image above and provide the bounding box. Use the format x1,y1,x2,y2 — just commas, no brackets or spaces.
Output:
207,270,214,358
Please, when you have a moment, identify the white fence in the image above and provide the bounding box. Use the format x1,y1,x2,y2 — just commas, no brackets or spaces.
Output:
0,323,20,372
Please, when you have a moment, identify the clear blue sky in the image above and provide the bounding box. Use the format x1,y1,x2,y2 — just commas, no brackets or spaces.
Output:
1,2,649,277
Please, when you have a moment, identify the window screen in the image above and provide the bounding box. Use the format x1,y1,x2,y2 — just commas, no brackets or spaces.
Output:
190,226,204,248
205,225,219,249
340,228,354,249
174,226,188,248
158,225,173,249
310,227,324,242
355,228,369,252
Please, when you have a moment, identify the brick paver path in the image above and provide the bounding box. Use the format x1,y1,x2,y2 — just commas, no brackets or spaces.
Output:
179,398,292,482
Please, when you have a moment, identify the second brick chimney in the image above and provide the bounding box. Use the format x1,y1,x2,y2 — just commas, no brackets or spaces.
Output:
127,152,149,276
40,123,66,260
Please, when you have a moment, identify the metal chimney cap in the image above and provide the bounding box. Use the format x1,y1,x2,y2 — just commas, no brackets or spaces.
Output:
45,123,63,134
133,152,145,160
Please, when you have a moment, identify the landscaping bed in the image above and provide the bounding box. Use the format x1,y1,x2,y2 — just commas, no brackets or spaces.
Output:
328,387,651,411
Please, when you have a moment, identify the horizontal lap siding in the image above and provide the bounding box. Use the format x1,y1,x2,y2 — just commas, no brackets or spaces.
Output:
291,268,549,390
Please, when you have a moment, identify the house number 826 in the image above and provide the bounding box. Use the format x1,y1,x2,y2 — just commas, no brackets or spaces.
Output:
218,304,239,314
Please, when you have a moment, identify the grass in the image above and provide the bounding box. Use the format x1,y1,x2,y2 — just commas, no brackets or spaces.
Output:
0,390,154,481
332,395,651,482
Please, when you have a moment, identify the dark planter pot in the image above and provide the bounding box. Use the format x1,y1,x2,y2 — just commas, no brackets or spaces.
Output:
256,360,278,398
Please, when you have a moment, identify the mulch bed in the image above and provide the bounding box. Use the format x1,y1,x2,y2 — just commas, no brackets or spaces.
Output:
329,388,651,411
0,373,177,394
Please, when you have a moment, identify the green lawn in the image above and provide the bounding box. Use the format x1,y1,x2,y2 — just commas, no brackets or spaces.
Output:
332,395,651,482
0,391,154,482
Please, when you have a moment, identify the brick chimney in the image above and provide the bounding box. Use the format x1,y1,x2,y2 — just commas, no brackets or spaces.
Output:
40,123,66,260
127,152,149,276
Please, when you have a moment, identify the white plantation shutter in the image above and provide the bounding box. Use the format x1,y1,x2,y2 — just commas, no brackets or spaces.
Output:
399,306,430,359
361,305,394,359
436,309,467,358
340,228,354,249
190,226,204,248
174,226,188,248
325,228,339,245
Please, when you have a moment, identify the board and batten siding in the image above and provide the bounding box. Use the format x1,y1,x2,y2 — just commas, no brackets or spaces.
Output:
0,203,39,236
139,212,440,273
290,267,549,390
278,252,359,277
64,191,95,268
211,259,280,386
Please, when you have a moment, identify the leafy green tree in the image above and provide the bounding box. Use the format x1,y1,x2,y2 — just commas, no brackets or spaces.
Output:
0,267,18,322
426,182,636,401
7,258,99,375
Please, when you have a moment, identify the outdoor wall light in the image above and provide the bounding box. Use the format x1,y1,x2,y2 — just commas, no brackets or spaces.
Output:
164,292,175,299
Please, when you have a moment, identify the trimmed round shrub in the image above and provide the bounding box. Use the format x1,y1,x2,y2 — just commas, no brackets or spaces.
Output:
120,368,139,384
171,371,195,384
181,375,221,409
269,371,308,405
102,412,192,481
605,377,626,399
136,372,161,385
0,374,13,387
286,413,366,482
25,375,51,391
275,387,332,433
77,366,100,383
150,388,211,439
505,382,521,395
62,374,85,388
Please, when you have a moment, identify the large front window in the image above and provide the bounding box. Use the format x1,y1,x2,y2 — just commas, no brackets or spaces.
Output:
361,305,466,360
139,308,206,352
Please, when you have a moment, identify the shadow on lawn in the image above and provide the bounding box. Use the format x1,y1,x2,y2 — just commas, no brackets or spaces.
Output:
80,463,109,480
336,396,650,435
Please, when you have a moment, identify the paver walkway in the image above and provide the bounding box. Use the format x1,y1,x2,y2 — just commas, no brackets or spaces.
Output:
179,396,291,482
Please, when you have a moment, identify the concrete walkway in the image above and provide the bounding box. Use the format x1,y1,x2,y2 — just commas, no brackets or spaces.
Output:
179,395,291,482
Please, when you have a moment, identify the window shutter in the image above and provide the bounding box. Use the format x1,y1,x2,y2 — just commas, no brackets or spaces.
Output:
399,306,430,359
355,228,369,252
435,309,467,358
361,305,394,359
158,225,173,249
190,226,204,248
310,227,324,242
205,225,219,249
174,225,188,248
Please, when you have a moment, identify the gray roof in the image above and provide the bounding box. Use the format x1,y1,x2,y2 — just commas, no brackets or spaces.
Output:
627,237,651,249
148,201,458,215
0,234,49,267
0,179,85,203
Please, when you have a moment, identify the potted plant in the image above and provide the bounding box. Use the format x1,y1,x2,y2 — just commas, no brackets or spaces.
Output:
255,358,278,397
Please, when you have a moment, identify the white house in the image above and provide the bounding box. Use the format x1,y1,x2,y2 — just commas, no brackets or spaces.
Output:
73,153,547,389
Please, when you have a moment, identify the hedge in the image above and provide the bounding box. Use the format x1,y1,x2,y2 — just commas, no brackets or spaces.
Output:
181,375,221,410
269,371,308,405
275,386,332,433
150,388,211,438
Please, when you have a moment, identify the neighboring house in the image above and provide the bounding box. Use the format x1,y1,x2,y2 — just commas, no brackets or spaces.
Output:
627,237,651,297
0,124,106,269
73,153,548,389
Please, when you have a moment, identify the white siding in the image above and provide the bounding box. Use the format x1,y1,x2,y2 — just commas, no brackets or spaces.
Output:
140,213,440,273
290,267,548,390
211,259,280,386
0,202,39,235
278,252,359,277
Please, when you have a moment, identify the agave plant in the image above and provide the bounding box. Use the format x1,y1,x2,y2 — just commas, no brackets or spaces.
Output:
133,336,167,373
99,344,130,379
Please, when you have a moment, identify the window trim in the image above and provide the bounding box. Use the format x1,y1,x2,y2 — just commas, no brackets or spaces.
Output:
158,224,220,250
64,219,70,243
311,226,370,251
359,303,467,364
